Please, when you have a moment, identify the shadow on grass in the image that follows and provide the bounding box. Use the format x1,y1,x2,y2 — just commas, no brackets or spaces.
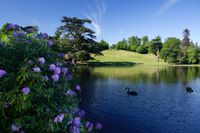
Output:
88,61,140,66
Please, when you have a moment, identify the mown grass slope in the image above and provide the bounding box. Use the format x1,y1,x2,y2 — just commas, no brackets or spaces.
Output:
90,50,168,65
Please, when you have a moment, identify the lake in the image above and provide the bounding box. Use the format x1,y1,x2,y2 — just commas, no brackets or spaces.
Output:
78,66,200,133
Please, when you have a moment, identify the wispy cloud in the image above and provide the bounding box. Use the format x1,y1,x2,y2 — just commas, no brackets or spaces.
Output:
85,0,106,37
157,0,181,15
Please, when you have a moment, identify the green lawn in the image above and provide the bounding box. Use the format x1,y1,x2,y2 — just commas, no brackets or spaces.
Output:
89,50,168,66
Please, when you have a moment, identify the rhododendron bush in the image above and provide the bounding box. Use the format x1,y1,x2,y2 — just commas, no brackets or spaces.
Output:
0,23,101,132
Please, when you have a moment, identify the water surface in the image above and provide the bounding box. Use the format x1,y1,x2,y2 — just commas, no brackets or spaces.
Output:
79,66,200,133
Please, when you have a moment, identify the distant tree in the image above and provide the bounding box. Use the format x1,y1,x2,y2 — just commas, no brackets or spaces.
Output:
128,36,141,46
56,17,100,64
186,46,198,64
148,36,162,61
178,52,188,64
141,36,149,45
129,45,138,52
128,36,141,52
97,40,109,51
182,29,190,49
110,44,117,49
136,45,148,54
148,36,162,55
116,39,128,50
137,36,149,54
160,37,181,63
179,29,191,64
195,43,200,62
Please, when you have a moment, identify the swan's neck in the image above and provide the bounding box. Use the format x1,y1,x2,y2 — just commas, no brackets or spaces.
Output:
127,88,130,92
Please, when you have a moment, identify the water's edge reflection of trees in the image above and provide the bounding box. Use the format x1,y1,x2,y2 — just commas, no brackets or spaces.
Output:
78,66,200,84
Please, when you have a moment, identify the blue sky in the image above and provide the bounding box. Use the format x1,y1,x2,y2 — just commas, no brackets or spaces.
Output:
0,0,200,44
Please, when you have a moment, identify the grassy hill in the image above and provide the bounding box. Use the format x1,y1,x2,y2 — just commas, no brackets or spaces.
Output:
89,50,168,66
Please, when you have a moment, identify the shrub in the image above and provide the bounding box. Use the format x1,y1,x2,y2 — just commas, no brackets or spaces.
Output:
0,23,101,132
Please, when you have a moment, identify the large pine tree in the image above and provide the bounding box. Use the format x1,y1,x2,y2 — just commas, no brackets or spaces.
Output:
56,17,100,63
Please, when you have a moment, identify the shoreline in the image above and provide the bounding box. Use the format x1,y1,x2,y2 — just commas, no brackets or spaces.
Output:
77,62,200,67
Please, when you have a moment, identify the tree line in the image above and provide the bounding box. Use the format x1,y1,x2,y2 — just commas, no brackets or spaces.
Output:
52,16,199,64
110,29,200,64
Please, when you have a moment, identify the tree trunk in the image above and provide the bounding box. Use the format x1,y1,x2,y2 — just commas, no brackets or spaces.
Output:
156,49,160,62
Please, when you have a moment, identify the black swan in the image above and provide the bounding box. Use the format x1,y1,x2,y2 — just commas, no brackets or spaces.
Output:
186,87,193,92
125,87,138,96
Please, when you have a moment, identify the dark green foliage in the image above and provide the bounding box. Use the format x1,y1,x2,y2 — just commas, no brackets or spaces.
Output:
186,46,198,64
128,36,141,52
136,45,148,54
129,45,138,52
116,39,128,50
179,29,193,64
148,36,162,55
56,17,100,63
135,36,149,54
128,36,141,46
114,36,142,52
141,36,149,45
75,51,90,62
97,40,109,51
111,36,150,54
178,52,188,64
160,37,181,63
182,29,190,49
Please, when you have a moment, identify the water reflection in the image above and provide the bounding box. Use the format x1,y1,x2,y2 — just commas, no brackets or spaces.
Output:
87,66,200,84
78,66,200,133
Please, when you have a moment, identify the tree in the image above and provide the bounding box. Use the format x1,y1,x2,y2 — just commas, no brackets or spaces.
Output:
56,17,100,64
128,36,141,46
116,39,128,50
179,29,191,64
148,36,162,54
136,36,149,54
141,36,149,45
148,36,162,61
97,40,109,51
182,29,190,49
136,45,148,54
129,45,138,52
128,36,141,52
186,46,198,64
160,37,181,63
196,43,200,62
